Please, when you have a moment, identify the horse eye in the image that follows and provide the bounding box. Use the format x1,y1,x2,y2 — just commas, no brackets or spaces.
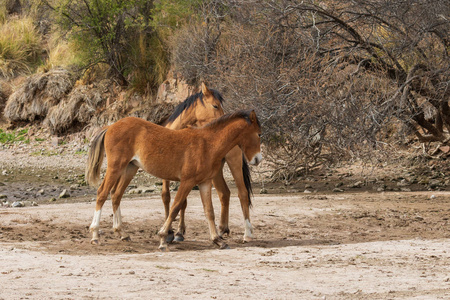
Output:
212,104,219,109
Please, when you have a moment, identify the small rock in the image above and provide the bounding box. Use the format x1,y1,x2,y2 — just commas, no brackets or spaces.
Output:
49,197,57,202
0,194,7,199
139,186,154,193
333,188,344,193
430,194,436,199
260,188,268,194
349,181,363,188
397,179,409,187
2,170,7,176
305,184,313,189
31,201,39,206
51,136,63,146
59,189,70,198
129,270,135,275
429,180,441,189
12,201,24,208
128,188,142,195
0,182,5,186
304,189,313,193
37,189,45,196
335,182,344,188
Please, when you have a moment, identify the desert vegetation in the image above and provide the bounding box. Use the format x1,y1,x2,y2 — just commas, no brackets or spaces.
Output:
0,0,449,182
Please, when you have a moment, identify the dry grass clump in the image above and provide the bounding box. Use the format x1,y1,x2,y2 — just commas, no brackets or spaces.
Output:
4,68,73,122
4,66,177,135
0,16,42,79
44,34,84,70
45,84,106,135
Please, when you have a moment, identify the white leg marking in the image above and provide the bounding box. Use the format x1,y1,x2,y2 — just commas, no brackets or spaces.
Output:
249,152,263,166
113,206,122,231
244,219,253,241
90,209,102,231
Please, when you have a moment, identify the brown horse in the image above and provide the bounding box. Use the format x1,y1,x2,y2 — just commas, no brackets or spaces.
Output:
86,110,262,251
162,83,254,243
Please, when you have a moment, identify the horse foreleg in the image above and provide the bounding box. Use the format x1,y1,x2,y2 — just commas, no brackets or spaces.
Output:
199,180,229,249
161,180,175,243
212,169,231,237
158,181,194,251
111,163,138,241
227,147,253,242
174,199,187,242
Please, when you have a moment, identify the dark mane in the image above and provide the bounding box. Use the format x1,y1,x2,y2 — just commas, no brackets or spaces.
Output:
164,89,224,125
204,110,260,129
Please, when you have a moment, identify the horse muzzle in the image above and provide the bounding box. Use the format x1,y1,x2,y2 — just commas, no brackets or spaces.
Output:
249,152,263,166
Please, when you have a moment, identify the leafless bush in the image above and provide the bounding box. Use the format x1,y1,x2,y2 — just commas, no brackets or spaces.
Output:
169,0,449,181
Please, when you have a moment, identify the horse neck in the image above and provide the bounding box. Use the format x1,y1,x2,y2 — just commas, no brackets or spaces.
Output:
203,119,248,159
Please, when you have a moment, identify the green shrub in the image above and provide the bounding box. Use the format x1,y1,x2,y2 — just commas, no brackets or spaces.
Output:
0,128,29,144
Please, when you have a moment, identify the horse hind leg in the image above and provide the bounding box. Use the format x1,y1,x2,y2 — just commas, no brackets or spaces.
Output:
212,168,231,238
90,168,123,245
111,163,139,241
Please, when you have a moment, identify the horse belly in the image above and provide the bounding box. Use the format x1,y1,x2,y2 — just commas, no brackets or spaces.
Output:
131,155,181,181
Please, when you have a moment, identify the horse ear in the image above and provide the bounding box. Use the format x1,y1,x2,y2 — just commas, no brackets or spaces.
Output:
249,110,257,123
201,82,212,97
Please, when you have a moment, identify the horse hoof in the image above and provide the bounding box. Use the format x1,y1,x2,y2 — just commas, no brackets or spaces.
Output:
166,232,175,243
220,243,230,250
220,228,230,237
174,234,184,242
243,236,253,243
158,245,169,252
91,239,99,245
121,236,131,242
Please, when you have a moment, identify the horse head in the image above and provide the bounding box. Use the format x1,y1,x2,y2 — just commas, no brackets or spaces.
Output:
194,83,224,126
240,110,262,166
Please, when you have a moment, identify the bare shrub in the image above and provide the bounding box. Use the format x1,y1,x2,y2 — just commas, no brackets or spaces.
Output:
169,0,449,181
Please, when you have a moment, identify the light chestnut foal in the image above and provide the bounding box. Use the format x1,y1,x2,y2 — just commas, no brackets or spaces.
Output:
86,110,262,251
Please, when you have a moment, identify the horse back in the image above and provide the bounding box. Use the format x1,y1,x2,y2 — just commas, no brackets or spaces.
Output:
104,117,203,181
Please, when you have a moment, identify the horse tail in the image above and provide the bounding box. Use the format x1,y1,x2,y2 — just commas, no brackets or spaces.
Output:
85,128,108,187
242,154,253,207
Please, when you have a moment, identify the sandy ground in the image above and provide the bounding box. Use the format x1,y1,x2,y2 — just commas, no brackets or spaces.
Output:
1,144,450,299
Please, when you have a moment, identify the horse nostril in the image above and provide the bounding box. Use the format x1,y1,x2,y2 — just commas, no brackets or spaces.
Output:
250,153,262,166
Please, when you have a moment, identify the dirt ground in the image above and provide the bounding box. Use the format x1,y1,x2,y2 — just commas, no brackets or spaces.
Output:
1,141,450,299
